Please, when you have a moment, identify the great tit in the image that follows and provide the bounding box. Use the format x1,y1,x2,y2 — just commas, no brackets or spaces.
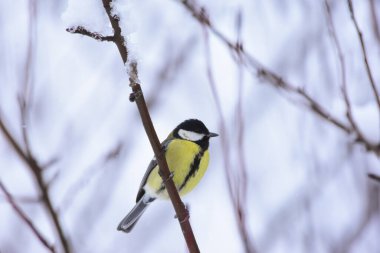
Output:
117,119,218,233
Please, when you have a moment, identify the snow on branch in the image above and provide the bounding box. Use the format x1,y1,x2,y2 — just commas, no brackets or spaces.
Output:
67,1,200,252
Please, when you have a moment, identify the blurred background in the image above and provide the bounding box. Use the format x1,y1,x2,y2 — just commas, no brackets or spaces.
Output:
0,0,379,252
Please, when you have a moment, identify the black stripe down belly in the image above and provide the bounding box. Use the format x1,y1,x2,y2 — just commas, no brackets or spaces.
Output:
179,150,205,191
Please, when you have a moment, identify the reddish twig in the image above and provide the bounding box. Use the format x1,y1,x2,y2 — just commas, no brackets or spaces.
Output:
347,0,380,119
0,181,55,253
68,1,200,252
128,63,200,253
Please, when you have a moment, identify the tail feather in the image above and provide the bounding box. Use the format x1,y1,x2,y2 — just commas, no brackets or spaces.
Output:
117,196,153,233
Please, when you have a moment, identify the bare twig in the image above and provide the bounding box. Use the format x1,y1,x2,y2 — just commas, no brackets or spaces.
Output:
368,173,380,183
234,11,254,253
17,0,36,159
369,0,380,45
67,1,200,252
66,26,114,42
0,181,55,253
179,0,380,156
0,194,41,204
324,0,372,147
101,0,128,63
347,0,380,118
0,116,71,253
58,141,124,212
203,24,256,253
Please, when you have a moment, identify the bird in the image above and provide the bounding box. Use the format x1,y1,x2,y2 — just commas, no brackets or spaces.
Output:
117,119,218,233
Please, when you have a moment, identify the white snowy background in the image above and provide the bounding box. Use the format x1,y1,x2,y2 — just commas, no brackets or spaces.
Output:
0,0,380,252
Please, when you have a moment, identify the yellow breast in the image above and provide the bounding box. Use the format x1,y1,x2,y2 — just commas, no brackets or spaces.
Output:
145,139,210,199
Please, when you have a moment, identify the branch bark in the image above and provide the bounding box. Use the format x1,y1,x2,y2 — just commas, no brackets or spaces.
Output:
67,1,200,252
324,0,375,150
347,0,380,119
0,181,55,253
179,0,380,156
203,25,256,253
0,117,71,253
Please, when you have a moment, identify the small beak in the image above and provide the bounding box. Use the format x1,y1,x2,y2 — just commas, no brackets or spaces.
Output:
208,132,219,138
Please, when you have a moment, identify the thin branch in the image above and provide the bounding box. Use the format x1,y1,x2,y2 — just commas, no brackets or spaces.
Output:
18,0,35,158
101,0,128,63
347,0,380,119
67,1,200,252
368,173,380,183
324,0,371,147
234,11,254,253
203,24,256,253
369,0,380,45
128,63,200,253
66,26,114,42
0,194,41,204
0,181,55,253
58,141,124,212
179,0,380,156
0,116,71,253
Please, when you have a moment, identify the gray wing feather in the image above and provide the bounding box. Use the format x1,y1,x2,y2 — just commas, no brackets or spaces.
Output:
135,138,172,202
117,197,150,233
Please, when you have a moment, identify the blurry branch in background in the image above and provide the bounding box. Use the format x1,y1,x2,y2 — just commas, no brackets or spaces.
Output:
0,181,55,253
146,36,197,109
0,195,41,204
0,117,71,253
330,183,379,253
203,19,257,253
58,141,124,212
347,0,380,115
324,1,370,153
368,173,380,183
67,1,200,252
369,0,380,45
179,0,380,156
0,0,71,252
58,37,194,213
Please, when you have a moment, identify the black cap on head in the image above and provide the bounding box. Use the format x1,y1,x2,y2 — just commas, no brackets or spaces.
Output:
173,119,218,150
175,119,210,135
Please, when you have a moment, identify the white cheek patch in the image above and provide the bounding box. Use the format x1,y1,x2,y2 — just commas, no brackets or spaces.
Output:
178,129,205,141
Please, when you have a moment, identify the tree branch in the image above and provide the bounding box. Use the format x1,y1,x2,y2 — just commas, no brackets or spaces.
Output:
203,25,256,253
324,0,375,149
0,181,55,253
347,0,380,120
0,116,71,253
368,173,380,183
101,0,128,63
67,1,200,252
179,0,380,156
369,0,380,45
66,26,114,42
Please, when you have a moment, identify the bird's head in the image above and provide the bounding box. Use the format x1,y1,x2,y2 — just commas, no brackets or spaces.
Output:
173,119,218,149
